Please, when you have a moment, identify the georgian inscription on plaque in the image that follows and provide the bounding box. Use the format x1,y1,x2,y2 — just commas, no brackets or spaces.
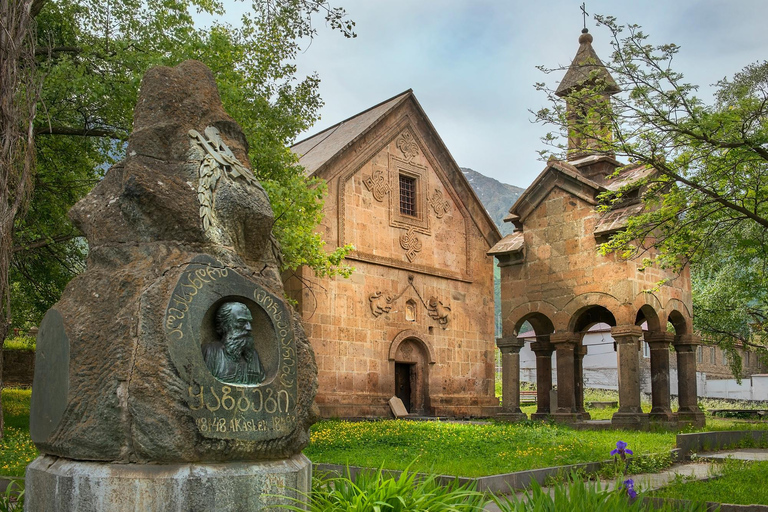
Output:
164,255,298,441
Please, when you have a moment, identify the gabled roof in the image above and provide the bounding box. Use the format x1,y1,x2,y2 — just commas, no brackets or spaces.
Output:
504,159,605,226
490,157,653,256
291,90,501,248
291,90,412,176
556,30,619,98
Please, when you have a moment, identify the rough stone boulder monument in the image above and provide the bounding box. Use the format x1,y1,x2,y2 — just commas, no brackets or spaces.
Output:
25,60,317,511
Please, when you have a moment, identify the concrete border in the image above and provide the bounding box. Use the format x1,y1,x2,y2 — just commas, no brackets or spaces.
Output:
317,450,680,494
677,430,768,459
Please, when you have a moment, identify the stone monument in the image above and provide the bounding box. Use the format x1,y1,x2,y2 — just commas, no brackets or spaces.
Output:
25,60,317,511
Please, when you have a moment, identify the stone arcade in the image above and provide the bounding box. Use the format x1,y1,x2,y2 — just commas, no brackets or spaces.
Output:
489,30,705,429
25,61,317,511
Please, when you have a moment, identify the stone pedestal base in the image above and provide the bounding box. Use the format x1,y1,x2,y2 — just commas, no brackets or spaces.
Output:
677,410,706,428
611,412,649,430
649,410,676,424
550,412,582,424
25,453,311,512
530,412,552,421
496,411,528,422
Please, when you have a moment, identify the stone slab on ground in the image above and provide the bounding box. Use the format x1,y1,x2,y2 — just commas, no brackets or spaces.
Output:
389,397,408,418
24,453,311,512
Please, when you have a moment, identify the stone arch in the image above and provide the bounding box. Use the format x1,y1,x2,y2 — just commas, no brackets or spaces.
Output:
667,309,690,335
388,330,433,415
664,298,693,334
561,292,625,328
569,305,617,334
635,304,662,333
506,301,558,336
514,313,555,339
388,329,436,363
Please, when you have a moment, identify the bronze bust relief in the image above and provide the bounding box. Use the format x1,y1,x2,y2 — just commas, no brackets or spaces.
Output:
202,302,265,385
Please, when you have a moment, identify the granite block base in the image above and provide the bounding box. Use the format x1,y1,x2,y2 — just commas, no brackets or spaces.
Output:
24,453,311,512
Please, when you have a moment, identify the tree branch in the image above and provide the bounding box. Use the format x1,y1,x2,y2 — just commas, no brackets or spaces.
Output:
34,126,126,140
13,234,80,254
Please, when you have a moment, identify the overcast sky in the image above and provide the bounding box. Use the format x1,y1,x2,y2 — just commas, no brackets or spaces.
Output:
217,1,768,187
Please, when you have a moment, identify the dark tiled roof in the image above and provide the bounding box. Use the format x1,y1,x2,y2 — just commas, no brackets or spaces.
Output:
594,202,645,236
291,90,412,176
488,232,524,256
603,163,654,191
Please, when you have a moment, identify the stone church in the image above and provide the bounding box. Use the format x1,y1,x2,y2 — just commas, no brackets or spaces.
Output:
489,29,705,428
288,91,501,418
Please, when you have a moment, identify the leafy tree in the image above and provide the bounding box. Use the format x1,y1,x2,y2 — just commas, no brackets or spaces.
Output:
534,16,768,371
7,0,355,332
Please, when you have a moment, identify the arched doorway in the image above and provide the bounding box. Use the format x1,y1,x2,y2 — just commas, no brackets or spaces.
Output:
390,334,433,415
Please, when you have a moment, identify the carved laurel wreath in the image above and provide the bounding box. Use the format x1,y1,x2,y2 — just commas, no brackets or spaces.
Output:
189,127,262,234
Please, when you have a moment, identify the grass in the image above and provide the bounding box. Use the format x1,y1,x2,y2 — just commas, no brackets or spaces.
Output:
651,459,768,506
0,389,37,478
306,419,677,477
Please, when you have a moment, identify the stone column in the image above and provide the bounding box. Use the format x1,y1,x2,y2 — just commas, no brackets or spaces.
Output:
611,325,648,429
496,337,527,421
644,332,675,424
530,337,554,420
550,332,580,423
574,342,590,420
674,334,706,427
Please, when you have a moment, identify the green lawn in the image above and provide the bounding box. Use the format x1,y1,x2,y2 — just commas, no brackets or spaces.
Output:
305,419,678,477
0,389,37,477
651,459,768,506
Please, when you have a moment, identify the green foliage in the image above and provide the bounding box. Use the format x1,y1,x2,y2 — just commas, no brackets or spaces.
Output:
10,0,355,329
493,474,711,512
652,459,768,506
0,480,24,512
280,467,487,512
1,336,35,352
534,16,768,372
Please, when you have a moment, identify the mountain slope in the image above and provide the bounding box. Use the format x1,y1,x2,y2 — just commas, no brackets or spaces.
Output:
461,167,524,236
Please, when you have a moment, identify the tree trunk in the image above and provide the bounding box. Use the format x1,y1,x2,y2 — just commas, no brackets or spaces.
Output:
1,0,46,437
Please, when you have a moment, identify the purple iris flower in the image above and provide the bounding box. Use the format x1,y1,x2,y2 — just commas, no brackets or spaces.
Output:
621,478,637,499
610,440,634,459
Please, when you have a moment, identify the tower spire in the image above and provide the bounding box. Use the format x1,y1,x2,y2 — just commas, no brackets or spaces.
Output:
556,29,619,161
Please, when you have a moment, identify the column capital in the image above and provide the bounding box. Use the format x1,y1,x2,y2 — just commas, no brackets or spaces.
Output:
645,332,676,343
611,325,643,341
496,336,524,353
674,334,702,347
644,332,676,348
550,332,578,345
530,341,554,354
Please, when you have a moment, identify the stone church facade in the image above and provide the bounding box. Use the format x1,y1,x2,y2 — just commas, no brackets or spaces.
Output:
288,91,501,418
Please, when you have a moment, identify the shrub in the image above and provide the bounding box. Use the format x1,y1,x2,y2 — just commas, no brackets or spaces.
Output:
279,466,487,512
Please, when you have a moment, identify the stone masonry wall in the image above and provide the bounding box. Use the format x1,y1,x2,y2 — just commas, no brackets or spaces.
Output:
501,186,692,332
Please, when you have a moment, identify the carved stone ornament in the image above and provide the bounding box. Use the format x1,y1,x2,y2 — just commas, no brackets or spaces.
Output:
363,168,390,202
399,227,423,262
427,189,450,219
190,126,264,234
427,297,451,328
396,131,420,162
369,276,450,329
369,291,394,317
